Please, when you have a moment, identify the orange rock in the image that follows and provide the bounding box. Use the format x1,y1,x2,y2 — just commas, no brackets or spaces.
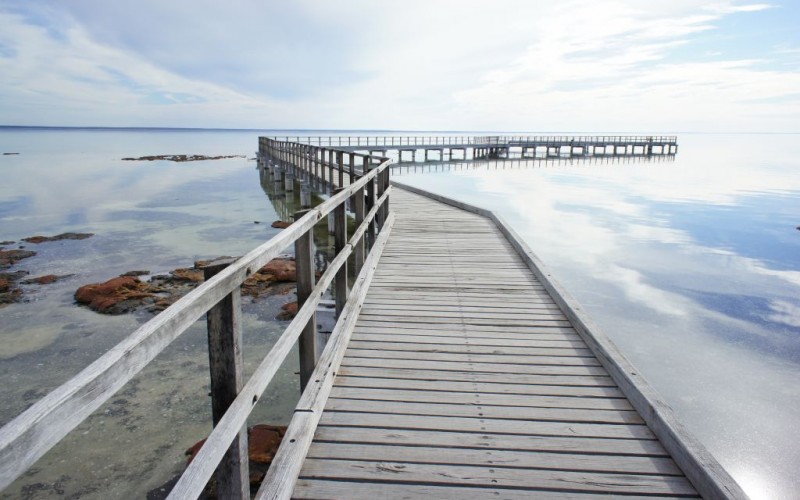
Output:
276,301,298,320
74,276,156,314
260,258,296,282
271,220,292,229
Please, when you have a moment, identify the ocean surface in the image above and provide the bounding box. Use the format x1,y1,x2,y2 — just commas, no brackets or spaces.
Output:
1,128,799,499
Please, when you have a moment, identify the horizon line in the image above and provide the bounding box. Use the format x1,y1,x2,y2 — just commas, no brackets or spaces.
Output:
0,125,797,135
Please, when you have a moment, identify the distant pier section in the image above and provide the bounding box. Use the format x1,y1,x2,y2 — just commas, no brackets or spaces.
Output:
273,135,678,162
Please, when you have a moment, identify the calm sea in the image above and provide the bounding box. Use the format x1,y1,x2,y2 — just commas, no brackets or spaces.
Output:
1,128,798,499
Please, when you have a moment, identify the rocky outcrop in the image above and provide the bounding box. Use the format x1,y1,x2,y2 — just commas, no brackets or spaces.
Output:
22,232,94,244
74,276,158,314
260,258,296,282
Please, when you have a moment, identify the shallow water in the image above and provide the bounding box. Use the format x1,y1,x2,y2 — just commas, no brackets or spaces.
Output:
397,134,800,499
0,128,308,498
1,129,799,498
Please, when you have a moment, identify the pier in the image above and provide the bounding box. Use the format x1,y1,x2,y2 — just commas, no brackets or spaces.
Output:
0,135,746,499
270,135,678,162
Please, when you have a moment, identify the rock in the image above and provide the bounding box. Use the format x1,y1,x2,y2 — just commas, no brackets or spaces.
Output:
271,220,292,229
121,154,246,162
22,232,94,244
260,258,296,282
0,279,8,293
21,274,72,285
254,220,261,224
74,276,157,314
169,268,204,283
276,301,298,320
2,153,19,155
186,424,287,488
121,270,150,277
0,240,14,246
0,249,36,268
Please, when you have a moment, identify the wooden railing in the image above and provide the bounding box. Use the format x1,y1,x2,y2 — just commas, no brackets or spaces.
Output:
267,135,678,148
0,139,393,499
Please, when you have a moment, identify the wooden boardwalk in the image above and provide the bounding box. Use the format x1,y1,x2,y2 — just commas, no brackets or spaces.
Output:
290,188,699,499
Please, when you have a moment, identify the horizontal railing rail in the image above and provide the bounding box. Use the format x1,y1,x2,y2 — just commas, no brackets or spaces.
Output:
267,135,678,148
0,139,393,499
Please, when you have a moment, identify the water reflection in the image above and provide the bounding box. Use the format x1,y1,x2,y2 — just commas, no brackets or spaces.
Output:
396,134,800,499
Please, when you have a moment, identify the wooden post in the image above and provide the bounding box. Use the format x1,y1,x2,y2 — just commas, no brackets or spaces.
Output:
354,178,366,276
366,166,376,247
274,166,284,191
300,182,311,208
375,168,386,230
328,150,335,188
203,259,249,500
294,210,317,392
333,188,347,319
337,151,344,189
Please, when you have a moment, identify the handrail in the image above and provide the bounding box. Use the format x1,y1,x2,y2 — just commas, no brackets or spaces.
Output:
274,135,678,150
0,138,393,499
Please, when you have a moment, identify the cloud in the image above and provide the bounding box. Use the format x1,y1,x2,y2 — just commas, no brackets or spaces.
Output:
0,0,797,130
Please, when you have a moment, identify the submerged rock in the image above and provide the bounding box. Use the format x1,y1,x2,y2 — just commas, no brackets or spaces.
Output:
0,271,28,305
21,274,73,285
121,270,150,277
121,154,246,162
0,240,14,246
74,276,157,314
271,220,292,229
0,249,36,268
22,232,94,244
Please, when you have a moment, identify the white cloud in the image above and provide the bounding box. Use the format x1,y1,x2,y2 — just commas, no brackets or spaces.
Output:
0,1,797,130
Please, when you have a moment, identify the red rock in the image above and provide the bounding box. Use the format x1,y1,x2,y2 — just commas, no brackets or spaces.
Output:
74,276,156,314
260,258,296,282
271,220,292,229
0,279,8,293
276,301,298,320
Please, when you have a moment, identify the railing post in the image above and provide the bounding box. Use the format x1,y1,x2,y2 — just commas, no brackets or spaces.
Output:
294,210,318,392
203,259,249,500
333,188,348,319
337,151,344,188
354,174,366,276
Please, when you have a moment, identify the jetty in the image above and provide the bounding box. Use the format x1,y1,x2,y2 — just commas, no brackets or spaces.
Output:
0,136,745,499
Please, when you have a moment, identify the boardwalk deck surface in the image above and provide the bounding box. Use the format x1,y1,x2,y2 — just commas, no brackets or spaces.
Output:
292,188,698,499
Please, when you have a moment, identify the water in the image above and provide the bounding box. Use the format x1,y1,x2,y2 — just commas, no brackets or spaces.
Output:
1,129,799,498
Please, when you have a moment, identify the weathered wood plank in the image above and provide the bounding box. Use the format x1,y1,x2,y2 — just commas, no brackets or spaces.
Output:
306,442,683,475
293,479,695,500
299,459,697,496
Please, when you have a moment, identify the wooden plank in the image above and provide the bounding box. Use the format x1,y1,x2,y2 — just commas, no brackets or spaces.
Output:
333,375,624,398
299,458,697,496
344,349,600,367
341,356,608,376
306,442,682,475
324,398,643,425
329,386,631,410
293,479,694,500
318,411,651,439
312,426,663,455
347,339,592,356
338,366,617,387
350,332,585,348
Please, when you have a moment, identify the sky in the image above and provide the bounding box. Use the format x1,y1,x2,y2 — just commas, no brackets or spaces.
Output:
0,0,798,132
